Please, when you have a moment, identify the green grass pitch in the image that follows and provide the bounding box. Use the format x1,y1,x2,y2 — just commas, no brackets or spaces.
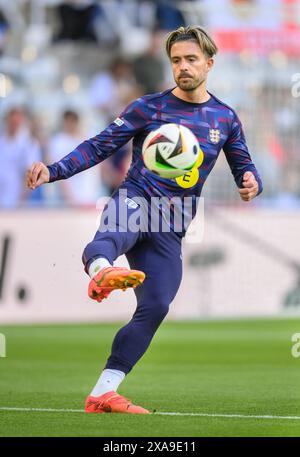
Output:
0,318,300,437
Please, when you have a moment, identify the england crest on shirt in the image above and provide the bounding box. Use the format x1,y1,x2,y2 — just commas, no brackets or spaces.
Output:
114,117,124,127
209,128,220,144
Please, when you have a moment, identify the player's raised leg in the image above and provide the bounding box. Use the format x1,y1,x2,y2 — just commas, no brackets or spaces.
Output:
82,188,146,302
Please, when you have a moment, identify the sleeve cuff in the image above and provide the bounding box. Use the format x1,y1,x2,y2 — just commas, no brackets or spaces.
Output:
47,165,57,183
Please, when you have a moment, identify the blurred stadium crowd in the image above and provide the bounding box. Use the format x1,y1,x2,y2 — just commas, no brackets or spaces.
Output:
0,0,299,209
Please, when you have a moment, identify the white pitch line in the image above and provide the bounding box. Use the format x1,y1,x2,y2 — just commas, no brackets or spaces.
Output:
0,407,83,413
0,406,300,420
156,412,300,420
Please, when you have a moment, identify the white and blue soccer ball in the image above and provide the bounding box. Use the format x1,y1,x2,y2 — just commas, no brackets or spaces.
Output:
142,123,201,179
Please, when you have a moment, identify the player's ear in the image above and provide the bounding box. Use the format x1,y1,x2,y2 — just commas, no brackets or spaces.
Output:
206,58,214,72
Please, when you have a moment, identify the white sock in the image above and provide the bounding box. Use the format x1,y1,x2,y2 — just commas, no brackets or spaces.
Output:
90,369,126,397
88,257,112,278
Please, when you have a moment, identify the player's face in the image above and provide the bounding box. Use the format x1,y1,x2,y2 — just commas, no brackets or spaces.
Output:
170,41,213,92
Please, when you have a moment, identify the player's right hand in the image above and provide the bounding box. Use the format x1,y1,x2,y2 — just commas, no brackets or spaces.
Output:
26,162,50,190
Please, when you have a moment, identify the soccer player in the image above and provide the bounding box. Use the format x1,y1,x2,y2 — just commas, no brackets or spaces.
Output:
27,26,263,414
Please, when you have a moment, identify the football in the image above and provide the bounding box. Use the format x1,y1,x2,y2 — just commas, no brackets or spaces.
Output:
142,123,201,179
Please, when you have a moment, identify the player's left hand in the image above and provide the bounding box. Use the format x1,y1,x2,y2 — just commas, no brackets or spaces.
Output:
238,171,259,202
